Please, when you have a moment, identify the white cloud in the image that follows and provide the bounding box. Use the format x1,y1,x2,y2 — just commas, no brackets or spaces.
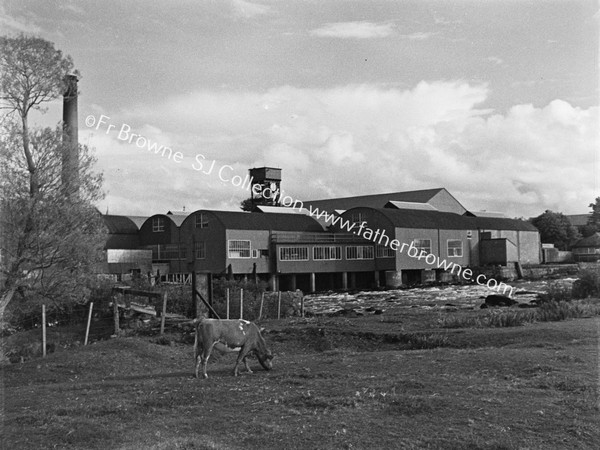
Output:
400,31,436,41
0,4,41,33
229,0,270,19
310,21,395,39
92,83,598,218
485,56,504,65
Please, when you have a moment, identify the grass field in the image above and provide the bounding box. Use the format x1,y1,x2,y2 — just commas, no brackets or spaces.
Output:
2,304,600,449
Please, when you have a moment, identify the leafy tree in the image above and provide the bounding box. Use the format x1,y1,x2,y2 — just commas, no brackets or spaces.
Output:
585,197,600,234
0,35,75,196
0,35,105,325
530,210,580,250
240,197,256,212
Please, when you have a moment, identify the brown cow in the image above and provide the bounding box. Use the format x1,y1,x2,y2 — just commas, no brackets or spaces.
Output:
194,318,273,379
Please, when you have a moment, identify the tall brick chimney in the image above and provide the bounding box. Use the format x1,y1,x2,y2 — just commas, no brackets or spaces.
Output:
62,73,79,193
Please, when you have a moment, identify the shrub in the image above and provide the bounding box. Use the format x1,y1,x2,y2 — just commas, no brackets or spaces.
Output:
572,268,600,299
538,282,573,303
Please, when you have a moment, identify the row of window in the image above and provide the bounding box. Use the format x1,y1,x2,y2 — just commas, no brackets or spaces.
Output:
146,239,464,261
145,242,206,260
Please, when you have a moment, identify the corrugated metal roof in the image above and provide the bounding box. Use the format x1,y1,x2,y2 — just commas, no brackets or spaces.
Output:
349,208,538,232
572,232,600,248
205,210,323,232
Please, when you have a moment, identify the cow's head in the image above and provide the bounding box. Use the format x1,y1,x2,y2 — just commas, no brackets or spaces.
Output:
258,349,274,371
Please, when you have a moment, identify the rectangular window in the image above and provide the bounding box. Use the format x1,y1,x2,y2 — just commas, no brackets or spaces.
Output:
279,246,309,261
252,249,259,258
376,244,395,258
228,240,251,258
260,249,269,257
195,213,208,228
413,239,431,255
346,245,374,260
152,217,165,232
195,241,205,259
313,246,342,260
351,212,365,226
161,244,180,260
447,240,463,257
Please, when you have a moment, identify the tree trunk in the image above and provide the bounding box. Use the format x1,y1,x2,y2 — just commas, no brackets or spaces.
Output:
21,114,39,197
0,286,17,330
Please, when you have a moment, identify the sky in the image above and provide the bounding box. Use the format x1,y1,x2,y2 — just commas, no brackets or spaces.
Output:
1,0,598,218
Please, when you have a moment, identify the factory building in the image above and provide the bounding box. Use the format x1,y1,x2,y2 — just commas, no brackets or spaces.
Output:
101,168,541,291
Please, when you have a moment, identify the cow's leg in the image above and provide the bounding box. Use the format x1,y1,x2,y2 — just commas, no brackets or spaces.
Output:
243,356,253,374
194,328,201,378
233,346,252,377
200,341,217,379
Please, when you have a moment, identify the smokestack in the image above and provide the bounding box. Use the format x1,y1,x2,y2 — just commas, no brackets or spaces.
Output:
62,73,79,193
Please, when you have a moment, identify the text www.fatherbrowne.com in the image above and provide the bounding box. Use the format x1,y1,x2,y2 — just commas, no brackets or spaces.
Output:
258,188,514,297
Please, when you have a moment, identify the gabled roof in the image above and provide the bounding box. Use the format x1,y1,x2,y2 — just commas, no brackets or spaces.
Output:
305,188,446,211
573,232,600,248
201,210,324,232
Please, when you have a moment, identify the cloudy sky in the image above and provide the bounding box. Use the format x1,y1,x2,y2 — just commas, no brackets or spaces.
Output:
2,0,598,218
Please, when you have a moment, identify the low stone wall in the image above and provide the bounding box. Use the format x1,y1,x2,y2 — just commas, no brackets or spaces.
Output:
472,263,581,282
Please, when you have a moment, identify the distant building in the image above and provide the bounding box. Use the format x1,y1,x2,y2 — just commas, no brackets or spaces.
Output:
571,232,600,262
566,214,591,228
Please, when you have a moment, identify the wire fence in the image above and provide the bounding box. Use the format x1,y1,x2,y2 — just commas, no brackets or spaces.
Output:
1,284,304,364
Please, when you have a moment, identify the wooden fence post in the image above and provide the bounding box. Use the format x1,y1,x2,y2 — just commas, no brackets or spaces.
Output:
226,288,230,320
84,302,94,346
239,288,244,320
42,304,47,357
113,295,120,336
277,291,281,320
301,295,305,318
160,291,168,335
258,292,265,320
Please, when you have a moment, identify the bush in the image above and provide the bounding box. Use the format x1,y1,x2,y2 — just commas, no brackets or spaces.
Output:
572,268,600,299
538,282,573,303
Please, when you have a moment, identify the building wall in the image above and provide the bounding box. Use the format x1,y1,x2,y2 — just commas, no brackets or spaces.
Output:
225,229,271,274
180,211,227,273
517,230,541,264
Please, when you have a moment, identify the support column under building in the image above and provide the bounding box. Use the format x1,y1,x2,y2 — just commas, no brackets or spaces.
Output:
374,271,380,288
309,273,316,293
270,274,279,292
290,274,297,291
385,270,402,288
342,272,348,290
349,272,356,290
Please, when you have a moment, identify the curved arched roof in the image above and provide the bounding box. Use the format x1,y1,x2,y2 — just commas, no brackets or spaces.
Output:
183,209,323,232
